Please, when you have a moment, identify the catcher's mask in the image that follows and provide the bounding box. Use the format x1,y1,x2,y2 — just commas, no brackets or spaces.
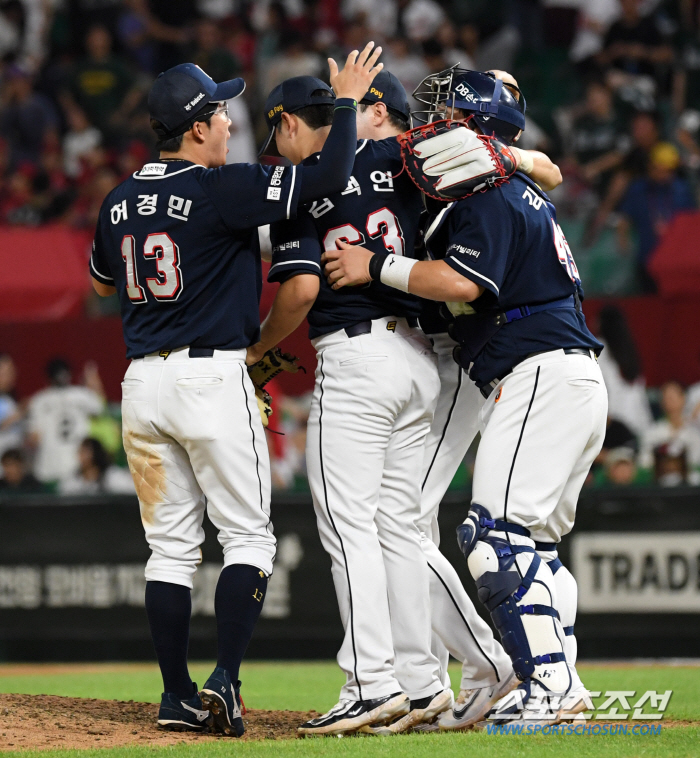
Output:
412,66,526,145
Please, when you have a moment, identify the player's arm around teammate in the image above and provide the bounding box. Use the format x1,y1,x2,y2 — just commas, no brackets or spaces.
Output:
325,70,607,725
88,49,384,738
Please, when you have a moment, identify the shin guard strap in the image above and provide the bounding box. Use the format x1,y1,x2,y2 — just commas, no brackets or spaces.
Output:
520,604,560,621
513,553,541,602
533,652,567,666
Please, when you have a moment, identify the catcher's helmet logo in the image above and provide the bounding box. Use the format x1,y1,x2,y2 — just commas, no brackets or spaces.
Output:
454,82,477,102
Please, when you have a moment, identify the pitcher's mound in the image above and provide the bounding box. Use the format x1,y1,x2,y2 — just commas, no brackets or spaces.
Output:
0,693,316,750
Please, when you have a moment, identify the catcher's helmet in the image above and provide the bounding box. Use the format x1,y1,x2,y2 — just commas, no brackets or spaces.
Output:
412,66,526,145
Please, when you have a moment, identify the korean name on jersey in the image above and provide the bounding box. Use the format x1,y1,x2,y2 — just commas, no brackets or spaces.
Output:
90,160,301,358
268,139,424,337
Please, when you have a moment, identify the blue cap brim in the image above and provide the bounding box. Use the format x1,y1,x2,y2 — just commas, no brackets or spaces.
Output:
214,78,246,101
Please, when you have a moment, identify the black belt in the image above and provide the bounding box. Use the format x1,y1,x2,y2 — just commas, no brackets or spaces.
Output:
344,317,418,339
133,347,226,359
479,348,594,399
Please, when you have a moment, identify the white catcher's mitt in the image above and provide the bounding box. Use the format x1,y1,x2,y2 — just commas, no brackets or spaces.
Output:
398,120,517,201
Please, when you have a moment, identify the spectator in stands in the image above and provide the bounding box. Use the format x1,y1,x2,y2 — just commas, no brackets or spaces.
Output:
617,142,696,292
117,0,158,74
435,21,473,69
385,36,428,108
0,66,59,170
400,0,446,43
26,358,105,483
260,30,323,98
58,437,135,495
565,81,626,198
62,106,102,179
0,163,42,225
0,449,44,493
270,393,311,490
65,166,119,229
597,304,652,437
674,4,700,177
639,381,700,485
599,446,644,486
0,353,23,457
342,0,399,38
225,97,256,164
64,25,143,145
191,19,241,83
148,0,199,71
598,0,673,94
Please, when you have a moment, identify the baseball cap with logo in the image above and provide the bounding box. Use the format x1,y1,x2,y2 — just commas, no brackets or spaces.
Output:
360,70,410,121
148,63,245,140
259,76,335,157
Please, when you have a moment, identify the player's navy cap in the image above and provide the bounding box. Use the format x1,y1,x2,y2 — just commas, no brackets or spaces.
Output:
148,63,245,139
259,76,335,157
360,70,409,120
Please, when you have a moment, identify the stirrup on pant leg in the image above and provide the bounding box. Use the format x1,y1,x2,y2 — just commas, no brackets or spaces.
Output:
458,506,570,696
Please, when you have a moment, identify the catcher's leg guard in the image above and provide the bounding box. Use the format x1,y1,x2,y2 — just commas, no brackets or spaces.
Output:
535,542,577,667
467,535,570,693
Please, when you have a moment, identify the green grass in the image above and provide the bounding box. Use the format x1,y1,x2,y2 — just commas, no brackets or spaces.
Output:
1,661,698,758
5,729,700,758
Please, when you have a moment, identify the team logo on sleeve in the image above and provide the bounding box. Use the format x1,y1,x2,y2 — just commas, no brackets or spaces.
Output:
266,165,286,202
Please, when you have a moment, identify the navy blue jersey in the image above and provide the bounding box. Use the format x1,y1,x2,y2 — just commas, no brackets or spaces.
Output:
90,160,302,358
268,138,423,338
425,173,603,386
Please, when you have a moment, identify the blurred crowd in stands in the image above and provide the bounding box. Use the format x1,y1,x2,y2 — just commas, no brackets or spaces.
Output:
0,307,699,494
1,0,700,294
2,0,700,495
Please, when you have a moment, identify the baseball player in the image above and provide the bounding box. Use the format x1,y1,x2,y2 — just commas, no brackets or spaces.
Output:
323,68,607,725
417,71,570,731
250,70,560,735
89,47,383,736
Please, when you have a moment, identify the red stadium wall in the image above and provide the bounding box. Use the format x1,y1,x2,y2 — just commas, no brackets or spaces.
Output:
0,294,699,403
1,224,700,400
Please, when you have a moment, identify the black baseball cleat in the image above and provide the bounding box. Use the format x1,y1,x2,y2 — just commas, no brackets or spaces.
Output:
157,684,210,731
298,693,409,736
200,667,245,737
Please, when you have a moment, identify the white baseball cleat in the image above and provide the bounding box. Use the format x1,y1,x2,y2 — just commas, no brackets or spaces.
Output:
298,693,409,736
361,689,453,735
438,670,519,731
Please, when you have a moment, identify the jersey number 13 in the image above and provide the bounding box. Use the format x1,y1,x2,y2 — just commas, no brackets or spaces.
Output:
121,233,184,303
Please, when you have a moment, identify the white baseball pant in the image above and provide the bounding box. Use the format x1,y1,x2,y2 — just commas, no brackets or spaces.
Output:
419,333,513,691
471,349,608,689
306,316,443,702
121,347,276,588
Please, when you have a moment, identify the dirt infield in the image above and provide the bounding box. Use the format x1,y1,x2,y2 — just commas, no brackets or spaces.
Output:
0,694,316,751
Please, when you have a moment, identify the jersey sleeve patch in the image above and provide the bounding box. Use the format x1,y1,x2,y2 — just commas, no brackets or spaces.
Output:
442,194,512,297
268,214,322,283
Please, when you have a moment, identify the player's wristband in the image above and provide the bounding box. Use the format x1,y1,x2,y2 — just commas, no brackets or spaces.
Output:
513,147,534,175
334,97,358,111
377,254,418,293
368,252,388,281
